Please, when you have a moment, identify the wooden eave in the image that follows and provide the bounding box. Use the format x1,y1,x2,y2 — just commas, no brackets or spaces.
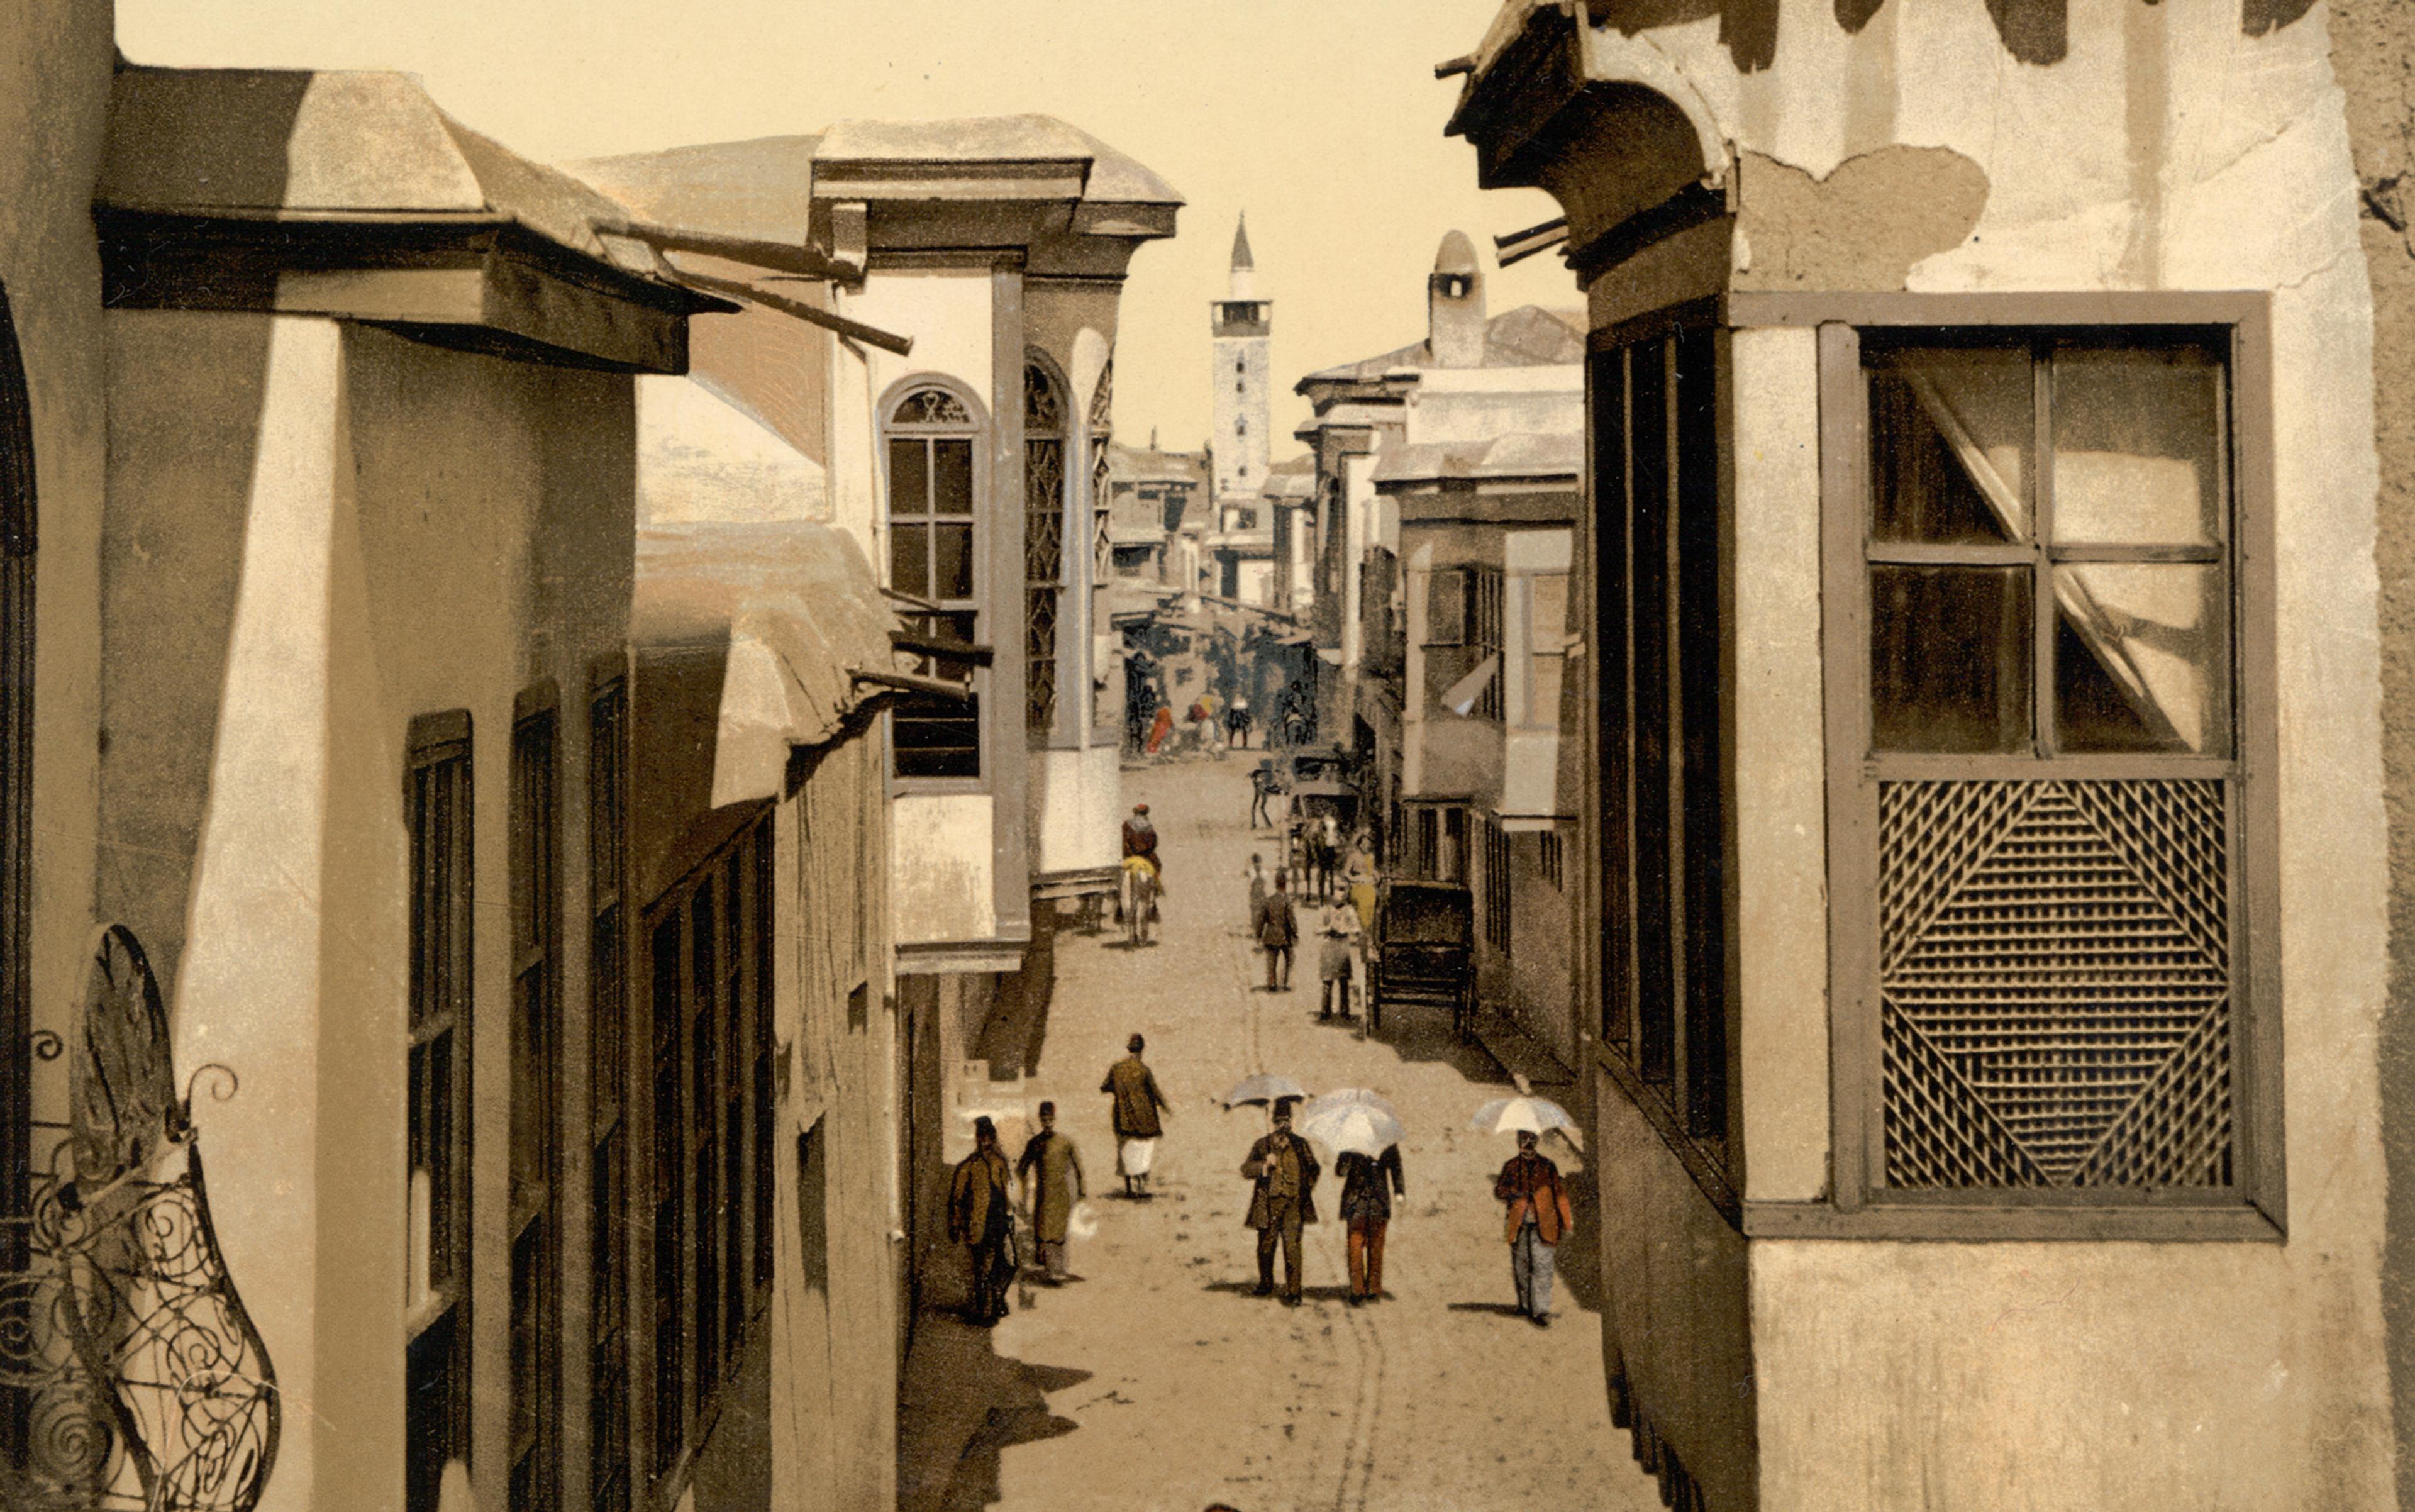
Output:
94,206,723,374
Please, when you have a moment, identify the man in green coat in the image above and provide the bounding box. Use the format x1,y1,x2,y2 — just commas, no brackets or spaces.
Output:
949,1116,1016,1326
1241,1099,1320,1306
1016,1101,1085,1282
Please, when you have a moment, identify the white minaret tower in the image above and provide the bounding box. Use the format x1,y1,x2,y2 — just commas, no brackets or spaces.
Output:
1211,213,1271,501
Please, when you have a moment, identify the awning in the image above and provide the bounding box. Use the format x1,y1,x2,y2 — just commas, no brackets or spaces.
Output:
1442,653,1500,714
635,521,902,808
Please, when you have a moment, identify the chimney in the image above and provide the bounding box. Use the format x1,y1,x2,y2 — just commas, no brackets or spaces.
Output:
1428,230,1485,369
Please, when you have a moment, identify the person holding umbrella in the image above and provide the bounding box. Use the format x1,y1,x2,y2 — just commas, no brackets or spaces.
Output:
949,1116,1018,1326
1297,1089,1404,1306
1240,1098,1320,1306
1492,1124,1576,1327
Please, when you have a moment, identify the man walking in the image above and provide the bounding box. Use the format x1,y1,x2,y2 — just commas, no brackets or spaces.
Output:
1336,1141,1405,1306
1493,1129,1576,1326
949,1116,1016,1326
1100,1034,1170,1197
1241,1099,1320,1306
1318,899,1361,1021
1243,853,1270,935
1016,1101,1085,1282
1253,870,1297,992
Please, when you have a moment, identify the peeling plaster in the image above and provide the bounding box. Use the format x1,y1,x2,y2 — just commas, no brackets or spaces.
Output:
1731,147,1989,291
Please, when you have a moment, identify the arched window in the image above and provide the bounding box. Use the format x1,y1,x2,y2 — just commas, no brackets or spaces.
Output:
1024,360,1066,738
886,384,982,779
0,286,31,1273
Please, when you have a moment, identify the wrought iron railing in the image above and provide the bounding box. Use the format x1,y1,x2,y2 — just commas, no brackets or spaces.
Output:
3,928,278,1511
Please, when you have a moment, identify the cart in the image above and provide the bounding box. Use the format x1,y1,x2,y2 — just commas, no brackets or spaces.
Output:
1367,879,1475,1038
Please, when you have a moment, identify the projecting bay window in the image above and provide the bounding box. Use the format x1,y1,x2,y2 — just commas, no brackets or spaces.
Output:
1591,320,1732,1158
886,386,983,779
405,714,474,1512
1820,303,2280,1232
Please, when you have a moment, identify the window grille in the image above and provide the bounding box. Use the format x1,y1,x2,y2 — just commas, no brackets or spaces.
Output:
1590,325,1729,1146
1841,326,2252,1204
405,714,474,1512
508,708,560,1512
886,385,982,778
1025,362,1065,738
1540,829,1564,890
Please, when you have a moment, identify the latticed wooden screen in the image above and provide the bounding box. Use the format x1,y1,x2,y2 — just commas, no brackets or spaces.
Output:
1025,362,1065,735
1877,777,2233,1189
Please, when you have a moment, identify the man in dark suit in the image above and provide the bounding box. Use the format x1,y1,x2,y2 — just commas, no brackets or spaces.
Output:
1253,870,1297,991
1241,1099,1319,1305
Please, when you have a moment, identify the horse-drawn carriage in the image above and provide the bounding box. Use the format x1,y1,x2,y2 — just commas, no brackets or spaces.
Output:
1366,878,1475,1038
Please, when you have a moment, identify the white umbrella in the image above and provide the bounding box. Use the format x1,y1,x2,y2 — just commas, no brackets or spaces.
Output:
1301,1086,1396,1117
1297,1099,1406,1160
1469,1094,1579,1142
1222,1073,1311,1108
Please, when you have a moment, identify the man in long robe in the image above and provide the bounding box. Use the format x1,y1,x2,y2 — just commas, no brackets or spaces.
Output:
949,1116,1016,1325
1016,1101,1085,1282
1100,1035,1170,1196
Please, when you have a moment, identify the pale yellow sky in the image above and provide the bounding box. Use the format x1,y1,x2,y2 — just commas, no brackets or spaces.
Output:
114,0,1572,454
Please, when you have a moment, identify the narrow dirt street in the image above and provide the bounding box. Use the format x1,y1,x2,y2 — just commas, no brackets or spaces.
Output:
901,756,1664,1512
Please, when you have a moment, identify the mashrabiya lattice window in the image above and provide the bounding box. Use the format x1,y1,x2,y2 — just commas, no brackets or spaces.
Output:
1852,328,2250,1201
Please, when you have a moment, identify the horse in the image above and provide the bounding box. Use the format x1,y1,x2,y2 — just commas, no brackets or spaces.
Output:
1121,860,1160,947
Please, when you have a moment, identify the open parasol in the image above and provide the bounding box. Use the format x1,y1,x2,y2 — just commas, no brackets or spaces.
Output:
1296,1098,1406,1159
1468,1094,1579,1142
1221,1073,1311,1108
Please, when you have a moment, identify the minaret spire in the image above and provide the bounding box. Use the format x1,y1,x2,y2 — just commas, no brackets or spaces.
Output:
1228,212,1257,300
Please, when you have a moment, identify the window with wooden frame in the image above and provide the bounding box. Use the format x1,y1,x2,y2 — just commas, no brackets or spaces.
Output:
886,386,982,779
1821,304,2280,1233
1523,570,1570,730
508,706,560,1512
587,681,631,1512
643,814,775,1487
1467,567,1505,722
404,713,474,1512
1590,321,1733,1158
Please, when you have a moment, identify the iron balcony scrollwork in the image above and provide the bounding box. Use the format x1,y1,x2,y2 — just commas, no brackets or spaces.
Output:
2,924,279,1511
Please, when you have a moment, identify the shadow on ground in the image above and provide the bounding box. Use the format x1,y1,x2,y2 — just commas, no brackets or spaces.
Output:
898,1302,1089,1512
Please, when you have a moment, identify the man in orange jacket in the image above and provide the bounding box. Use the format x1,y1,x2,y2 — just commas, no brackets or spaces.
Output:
1492,1129,1575,1327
